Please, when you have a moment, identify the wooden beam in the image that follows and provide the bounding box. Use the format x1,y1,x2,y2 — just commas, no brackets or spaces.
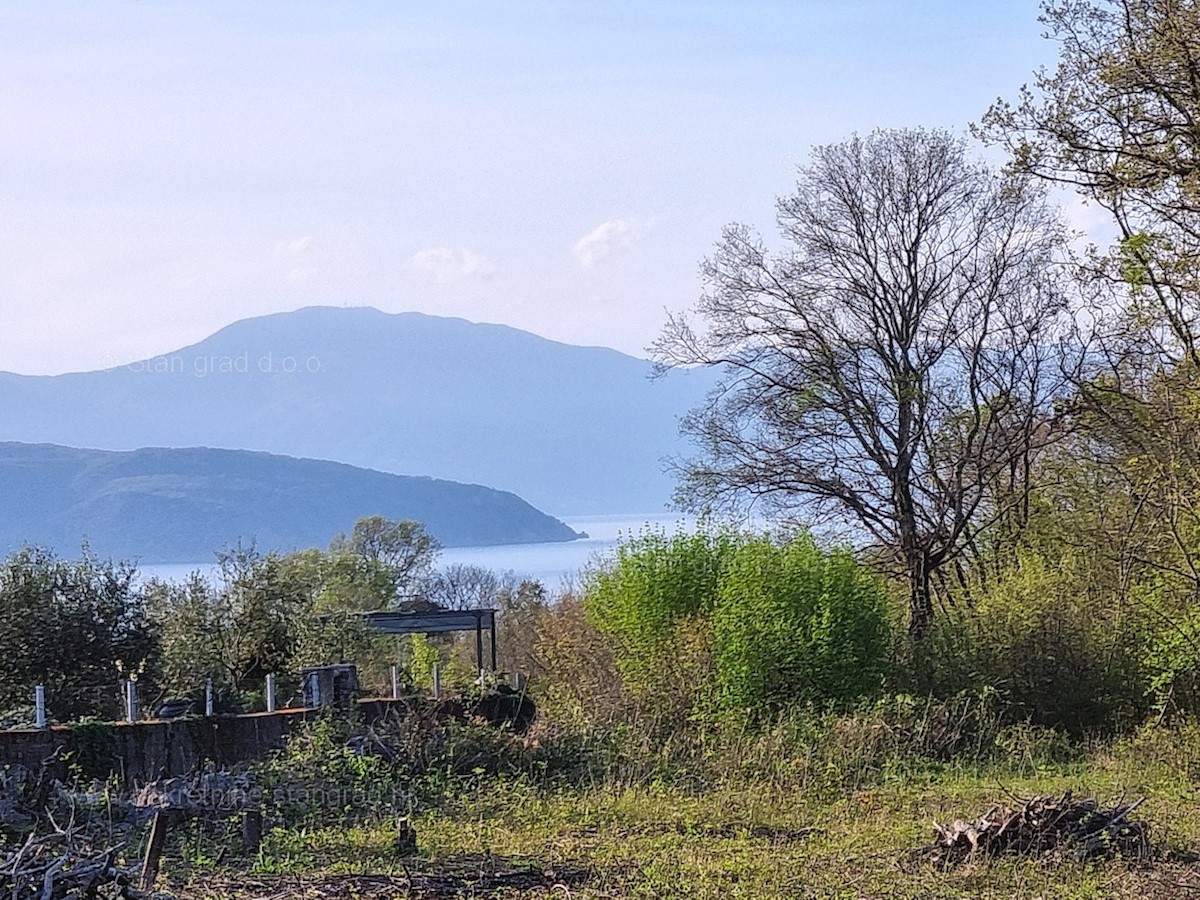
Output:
140,809,178,891
364,610,495,635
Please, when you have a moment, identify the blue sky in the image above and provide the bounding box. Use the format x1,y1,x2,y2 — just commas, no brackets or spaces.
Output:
1,1,1065,374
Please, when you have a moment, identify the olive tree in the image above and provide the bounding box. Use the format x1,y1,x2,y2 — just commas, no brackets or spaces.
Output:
654,128,1072,636
150,517,435,699
148,546,309,700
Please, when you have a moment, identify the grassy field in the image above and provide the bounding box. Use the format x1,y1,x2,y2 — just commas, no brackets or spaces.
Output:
172,725,1200,899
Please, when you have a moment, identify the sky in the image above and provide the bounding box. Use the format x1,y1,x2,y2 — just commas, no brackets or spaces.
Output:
1,0,1077,375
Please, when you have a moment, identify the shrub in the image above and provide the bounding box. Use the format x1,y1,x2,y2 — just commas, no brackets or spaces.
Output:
528,592,625,726
255,710,406,826
584,528,738,698
584,527,890,720
1135,577,1200,720
712,537,890,715
255,706,544,826
923,550,1151,736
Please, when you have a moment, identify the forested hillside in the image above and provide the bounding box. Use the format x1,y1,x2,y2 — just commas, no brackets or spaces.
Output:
0,442,580,561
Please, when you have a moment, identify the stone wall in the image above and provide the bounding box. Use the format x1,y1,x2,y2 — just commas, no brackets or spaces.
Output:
0,696,525,783
0,707,318,782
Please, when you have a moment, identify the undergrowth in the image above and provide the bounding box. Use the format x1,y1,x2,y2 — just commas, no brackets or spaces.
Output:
173,710,1200,898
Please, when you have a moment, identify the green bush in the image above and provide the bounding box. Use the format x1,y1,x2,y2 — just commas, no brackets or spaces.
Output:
255,705,546,826
923,550,1151,736
585,528,737,696
585,527,890,719
712,536,890,714
1133,576,1200,720
256,710,405,826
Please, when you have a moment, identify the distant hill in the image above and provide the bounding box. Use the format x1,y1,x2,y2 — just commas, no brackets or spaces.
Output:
0,442,582,563
0,307,715,514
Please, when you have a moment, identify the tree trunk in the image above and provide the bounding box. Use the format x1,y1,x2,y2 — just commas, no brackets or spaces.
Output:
907,551,934,640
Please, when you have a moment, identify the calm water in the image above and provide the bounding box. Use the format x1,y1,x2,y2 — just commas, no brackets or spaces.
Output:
137,513,696,589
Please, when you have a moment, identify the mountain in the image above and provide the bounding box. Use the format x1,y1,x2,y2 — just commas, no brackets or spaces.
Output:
0,307,715,514
0,442,582,563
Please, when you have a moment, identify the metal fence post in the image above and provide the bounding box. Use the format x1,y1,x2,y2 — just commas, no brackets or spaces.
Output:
34,685,46,728
432,664,441,700
391,665,399,699
266,674,276,713
125,679,138,723
205,678,214,716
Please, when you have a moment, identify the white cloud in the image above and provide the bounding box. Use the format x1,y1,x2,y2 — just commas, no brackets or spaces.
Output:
273,235,312,257
573,219,640,267
272,236,318,283
410,246,495,283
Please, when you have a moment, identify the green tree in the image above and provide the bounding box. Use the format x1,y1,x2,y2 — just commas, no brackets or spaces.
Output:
151,517,438,701
0,547,158,721
148,545,309,700
278,548,390,673
979,0,1200,363
330,516,439,600
979,0,1200,719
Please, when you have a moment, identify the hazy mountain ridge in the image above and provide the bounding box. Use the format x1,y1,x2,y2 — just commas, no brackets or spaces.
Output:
0,442,582,563
0,307,715,514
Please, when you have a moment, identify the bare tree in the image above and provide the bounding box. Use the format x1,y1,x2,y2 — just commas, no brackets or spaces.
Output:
654,129,1072,636
424,563,508,610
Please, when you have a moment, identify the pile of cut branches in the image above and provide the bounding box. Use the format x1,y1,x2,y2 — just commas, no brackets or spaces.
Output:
0,821,146,899
921,791,1150,866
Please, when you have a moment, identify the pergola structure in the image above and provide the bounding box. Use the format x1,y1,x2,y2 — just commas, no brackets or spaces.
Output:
363,608,498,672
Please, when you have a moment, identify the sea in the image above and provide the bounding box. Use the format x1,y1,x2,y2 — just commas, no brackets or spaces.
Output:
137,513,697,591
